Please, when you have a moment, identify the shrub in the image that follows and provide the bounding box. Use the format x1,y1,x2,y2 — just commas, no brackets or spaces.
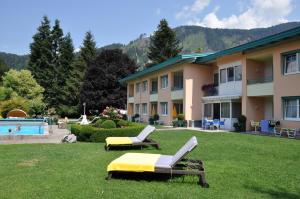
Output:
172,120,187,127
94,119,104,128
177,114,185,121
71,123,145,142
234,115,247,132
153,114,159,121
148,117,154,125
100,107,123,121
117,119,129,127
100,120,116,129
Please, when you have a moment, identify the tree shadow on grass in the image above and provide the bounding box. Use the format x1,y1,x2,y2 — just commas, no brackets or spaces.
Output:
245,185,300,199
107,172,199,185
105,145,159,151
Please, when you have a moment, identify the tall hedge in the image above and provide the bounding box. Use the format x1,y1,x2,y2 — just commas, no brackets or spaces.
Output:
71,123,146,142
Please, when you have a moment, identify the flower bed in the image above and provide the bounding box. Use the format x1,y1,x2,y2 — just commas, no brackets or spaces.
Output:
71,122,145,142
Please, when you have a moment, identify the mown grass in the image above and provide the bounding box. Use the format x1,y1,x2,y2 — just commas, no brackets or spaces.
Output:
0,130,299,199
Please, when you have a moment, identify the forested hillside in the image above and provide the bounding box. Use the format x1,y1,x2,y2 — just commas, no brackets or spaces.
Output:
1,22,300,69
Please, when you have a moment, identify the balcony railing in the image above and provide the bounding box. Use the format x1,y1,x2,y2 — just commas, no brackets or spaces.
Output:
171,86,183,91
247,76,273,85
202,86,219,96
150,90,158,94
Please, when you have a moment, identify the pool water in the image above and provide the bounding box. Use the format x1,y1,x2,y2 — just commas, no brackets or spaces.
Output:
0,125,44,135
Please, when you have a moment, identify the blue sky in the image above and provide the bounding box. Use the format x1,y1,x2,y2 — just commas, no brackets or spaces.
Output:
0,0,299,55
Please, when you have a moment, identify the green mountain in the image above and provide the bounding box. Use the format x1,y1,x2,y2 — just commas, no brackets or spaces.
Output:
0,52,28,70
117,22,300,68
1,22,300,69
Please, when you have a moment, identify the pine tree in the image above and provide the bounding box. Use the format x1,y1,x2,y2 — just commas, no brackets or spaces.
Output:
46,19,65,107
147,19,182,65
81,31,97,65
61,31,97,116
28,16,53,94
28,16,75,110
55,33,74,111
80,49,136,113
51,19,64,65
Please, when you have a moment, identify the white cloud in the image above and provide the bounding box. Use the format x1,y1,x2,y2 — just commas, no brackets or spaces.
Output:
75,47,80,53
184,0,293,29
176,0,211,19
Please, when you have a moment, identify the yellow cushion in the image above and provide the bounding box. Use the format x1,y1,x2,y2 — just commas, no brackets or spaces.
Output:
106,137,133,145
107,153,161,172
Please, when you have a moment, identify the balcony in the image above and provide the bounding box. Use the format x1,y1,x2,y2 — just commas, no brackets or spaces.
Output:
247,76,273,96
202,84,219,97
150,90,158,102
128,96,134,103
171,87,183,100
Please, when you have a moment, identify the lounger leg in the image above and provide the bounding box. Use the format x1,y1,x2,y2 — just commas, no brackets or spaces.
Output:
154,143,160,149
106,172,112,180
199,170,209,188
104,145,109,151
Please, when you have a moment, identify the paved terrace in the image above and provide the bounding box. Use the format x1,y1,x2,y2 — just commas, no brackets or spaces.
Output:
0,125,69,144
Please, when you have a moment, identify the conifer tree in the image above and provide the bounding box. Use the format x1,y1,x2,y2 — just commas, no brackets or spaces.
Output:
61,31,97,116
80,49,136,113
28,16,53,96
147,19,182,65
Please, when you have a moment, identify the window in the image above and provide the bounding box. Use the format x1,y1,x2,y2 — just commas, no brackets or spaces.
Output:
161,75,168,89
227,67,234,82
220,65,242,83
135,104,140,115
221,102,230,118
173,72,183,90
234,66,242,81
214,73,219,86
160,102,168,116
135,82,141,93
232,102,241,118
142,103,147,115
283,53,300,74
220,69,226,83
151,79,158,93
142,81,148,92
204,104,212,118
284,98,300,120
173,103,183,115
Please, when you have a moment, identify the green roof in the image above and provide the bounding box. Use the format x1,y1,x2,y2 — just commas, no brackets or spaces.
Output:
119,53,212,83
196,26,300,63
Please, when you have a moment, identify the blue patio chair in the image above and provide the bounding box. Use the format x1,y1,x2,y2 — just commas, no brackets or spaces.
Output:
219,119,225,129
213,119,220,130
203,118,212,130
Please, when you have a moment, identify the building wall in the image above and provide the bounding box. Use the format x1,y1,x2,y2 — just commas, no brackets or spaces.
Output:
184,63,213,121
126,38,300,129
272,41,300,128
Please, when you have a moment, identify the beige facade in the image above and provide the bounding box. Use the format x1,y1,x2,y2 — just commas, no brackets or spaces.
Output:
125,35,300,130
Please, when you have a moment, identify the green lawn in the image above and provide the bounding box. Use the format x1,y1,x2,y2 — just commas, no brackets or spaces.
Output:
0,130,299,199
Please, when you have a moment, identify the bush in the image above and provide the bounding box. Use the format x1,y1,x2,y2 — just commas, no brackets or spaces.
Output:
153,114,159,121
117,119,129,127
172,120,187,127
94,119,104,128
148,117,154,125
100,120,116,129
177,114,185,121
71,123,145,142
234,115,247,132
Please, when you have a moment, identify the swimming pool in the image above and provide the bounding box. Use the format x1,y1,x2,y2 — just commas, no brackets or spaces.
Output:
0,119,48,136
